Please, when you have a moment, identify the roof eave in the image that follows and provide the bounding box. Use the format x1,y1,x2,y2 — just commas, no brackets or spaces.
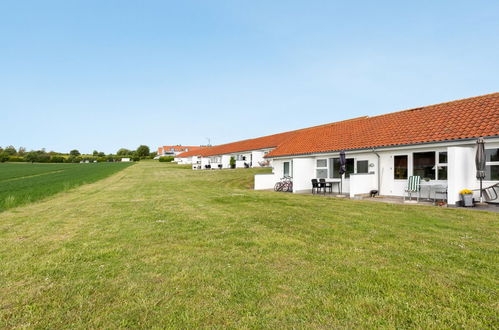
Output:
265,135,499,159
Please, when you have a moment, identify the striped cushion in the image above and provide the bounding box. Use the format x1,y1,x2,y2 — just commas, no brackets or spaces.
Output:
407,176,421,192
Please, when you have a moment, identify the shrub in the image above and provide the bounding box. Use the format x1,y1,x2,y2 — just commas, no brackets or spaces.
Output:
96,157,107,163
36,153,51,163
0,152,9,163
8,156,24,162
50,156,65,163
159,156,174,162
66,156,82,163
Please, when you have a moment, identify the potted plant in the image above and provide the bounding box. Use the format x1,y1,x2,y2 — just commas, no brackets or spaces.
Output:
229,156,236,169
459,189,474,207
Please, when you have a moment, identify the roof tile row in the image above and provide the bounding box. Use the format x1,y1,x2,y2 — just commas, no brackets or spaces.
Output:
177,92,499,159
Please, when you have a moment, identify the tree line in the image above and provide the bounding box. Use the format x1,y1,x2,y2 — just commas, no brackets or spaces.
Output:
0,145,155,163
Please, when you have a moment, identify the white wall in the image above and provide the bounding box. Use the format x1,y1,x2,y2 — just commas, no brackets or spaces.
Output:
272,159,293,179
447,146,475,205
254,174,277,190
200,157,210,169
221,155,231,169
311,152,379,194
350,173,377,198
235,160,247,168
292,158,315,193
378,146,449,197
251,150,265,167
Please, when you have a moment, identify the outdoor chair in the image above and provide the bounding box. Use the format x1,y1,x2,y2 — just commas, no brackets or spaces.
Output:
319,178,332,194
404,176,421,202
311,179,320,194
474,183,499,204
434,187,448,204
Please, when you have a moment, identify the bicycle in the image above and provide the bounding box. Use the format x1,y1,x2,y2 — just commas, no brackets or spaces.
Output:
274,176,293,192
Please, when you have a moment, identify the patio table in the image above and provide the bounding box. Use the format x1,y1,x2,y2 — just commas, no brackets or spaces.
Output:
419,182,447,203
324,179,341,194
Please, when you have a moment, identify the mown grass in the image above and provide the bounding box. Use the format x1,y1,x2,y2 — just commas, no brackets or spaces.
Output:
0,162,497,328
0,162,133,211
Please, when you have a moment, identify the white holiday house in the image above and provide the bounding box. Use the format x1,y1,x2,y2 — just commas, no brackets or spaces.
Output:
175,129,302,170
255,93,499,206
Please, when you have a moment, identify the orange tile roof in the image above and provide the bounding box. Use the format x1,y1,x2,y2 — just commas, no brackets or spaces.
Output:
266,92,499,158
175,146,213,157
175,129,303,158
158,145,201,154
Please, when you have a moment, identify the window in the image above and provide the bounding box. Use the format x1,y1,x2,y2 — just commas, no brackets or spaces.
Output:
436,151,447,180
439,152,448,163
328,158,354,178
394,155,408,179
485,148,499,181
329,158,341,178
486,148,499,162
316,159,328,178
357,160,369,174
345,159,354,178
413,152,435,180
317,159,327,167
283,162,291,177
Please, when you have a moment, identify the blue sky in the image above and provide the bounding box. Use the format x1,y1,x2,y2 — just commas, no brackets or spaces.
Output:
1,0,498,154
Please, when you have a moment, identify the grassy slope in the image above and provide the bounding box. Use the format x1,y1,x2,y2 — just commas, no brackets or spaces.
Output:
0,162,133,211
0,162,497,328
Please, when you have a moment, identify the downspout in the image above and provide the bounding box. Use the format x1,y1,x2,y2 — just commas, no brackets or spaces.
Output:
372,148,381,192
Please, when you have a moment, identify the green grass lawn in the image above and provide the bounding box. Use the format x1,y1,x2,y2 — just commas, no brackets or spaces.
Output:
0,162,133,212
0,162,497,328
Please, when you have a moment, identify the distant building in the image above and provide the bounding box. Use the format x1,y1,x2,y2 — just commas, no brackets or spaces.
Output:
157,146,201,158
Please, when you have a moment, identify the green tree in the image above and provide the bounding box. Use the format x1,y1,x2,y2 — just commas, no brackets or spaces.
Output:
4,145,16,156
92,150,99,156
17,147,26,156
70,149,81,157
117,148,131,156
25,151,38,163
136,145,150,158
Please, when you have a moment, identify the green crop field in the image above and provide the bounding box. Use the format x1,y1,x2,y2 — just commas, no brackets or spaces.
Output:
0,162,133,212
0,162,497,328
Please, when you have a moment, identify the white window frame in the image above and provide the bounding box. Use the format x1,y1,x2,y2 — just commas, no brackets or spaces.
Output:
394,154,409,181
316,159,328,178
356,159,369,174
435,151,448,181
485,148,499,181
283,161,291,177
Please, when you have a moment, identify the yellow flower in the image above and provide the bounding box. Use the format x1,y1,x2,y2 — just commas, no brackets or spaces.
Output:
459,189,473,195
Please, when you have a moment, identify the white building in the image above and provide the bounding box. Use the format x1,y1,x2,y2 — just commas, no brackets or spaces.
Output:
255,93,499,206
157,145,201,160
175,130,300,169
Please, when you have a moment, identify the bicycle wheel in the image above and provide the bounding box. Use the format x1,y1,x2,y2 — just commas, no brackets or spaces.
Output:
274,182,283,192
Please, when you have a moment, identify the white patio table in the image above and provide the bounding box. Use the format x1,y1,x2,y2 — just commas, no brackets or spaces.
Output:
324,179,342,194
419,182,447,202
